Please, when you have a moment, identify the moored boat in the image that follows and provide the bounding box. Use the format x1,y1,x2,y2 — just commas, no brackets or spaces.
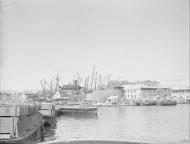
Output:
139,100,156,106
59,105,98,115
156,99,177,106
126,100,140,106
101,102,115,107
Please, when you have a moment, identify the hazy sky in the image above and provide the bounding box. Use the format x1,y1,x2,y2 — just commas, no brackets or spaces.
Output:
0,0,189,90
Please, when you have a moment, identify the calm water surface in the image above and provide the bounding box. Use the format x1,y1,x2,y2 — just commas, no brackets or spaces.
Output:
42,104,189,144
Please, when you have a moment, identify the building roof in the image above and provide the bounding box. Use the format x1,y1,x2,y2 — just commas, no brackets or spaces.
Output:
159,80,189,90
122,84,146,90
122,84,170,90
141,87,157,90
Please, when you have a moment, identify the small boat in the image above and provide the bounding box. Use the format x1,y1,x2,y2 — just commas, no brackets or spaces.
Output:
59,105,98,115
40,103,57,127
101,102,114,107
156,99,177,106
125,100,140,106
92,102,103,107
139,100,156,106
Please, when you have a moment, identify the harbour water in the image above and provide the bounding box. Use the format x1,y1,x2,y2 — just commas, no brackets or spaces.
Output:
42,104,189,144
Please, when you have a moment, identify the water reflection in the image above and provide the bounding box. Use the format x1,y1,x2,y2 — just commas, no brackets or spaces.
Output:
44,125,57,142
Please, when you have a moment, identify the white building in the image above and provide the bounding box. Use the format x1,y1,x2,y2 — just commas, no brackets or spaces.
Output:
122,84,143,100
171,88,190,100
122,84,171,100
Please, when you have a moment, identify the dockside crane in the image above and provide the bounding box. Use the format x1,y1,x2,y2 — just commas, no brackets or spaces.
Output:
90,66,95,91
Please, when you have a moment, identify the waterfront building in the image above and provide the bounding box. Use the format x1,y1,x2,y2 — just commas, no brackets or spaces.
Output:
122,84,144,100
156,88,171,99
171,88,190,100
159,80,189,100
122,84,171,100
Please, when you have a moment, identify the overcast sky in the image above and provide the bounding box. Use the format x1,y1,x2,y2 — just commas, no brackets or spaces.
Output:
0,0,189,90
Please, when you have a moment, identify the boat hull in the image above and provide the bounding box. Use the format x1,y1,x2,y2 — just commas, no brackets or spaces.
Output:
60,106,98,115
157,102,177,106
128,101,140,106
139,102,156,106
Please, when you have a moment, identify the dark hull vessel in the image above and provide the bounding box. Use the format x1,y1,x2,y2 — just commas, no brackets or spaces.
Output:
124,100,140,106
139,101,156,106
59,106,98,115
157,100,177,106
